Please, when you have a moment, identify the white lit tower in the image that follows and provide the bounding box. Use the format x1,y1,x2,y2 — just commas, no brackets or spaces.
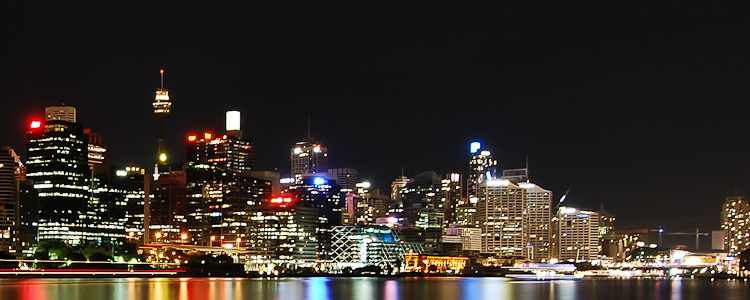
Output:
152,68,172,171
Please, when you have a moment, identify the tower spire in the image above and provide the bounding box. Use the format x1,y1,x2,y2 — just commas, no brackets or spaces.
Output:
159,68,165,89
525,154,530,182
306,115,311,139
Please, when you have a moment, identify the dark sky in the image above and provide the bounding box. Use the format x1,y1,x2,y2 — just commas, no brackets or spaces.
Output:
3,2,750,237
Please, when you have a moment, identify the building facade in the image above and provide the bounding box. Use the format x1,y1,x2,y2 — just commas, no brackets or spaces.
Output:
390,176,410,203
441,172,462,227
290,141,328,180
519,182,552,262
459,141,498,229
150,170,187,242
185,128,268,246
477,179,526,258
327,168,358,193
114,166,146,242
0,147,23,254
353,181,389,225
552,206,601,262
328,225,403,273
247,194,320,269
721,196,750,256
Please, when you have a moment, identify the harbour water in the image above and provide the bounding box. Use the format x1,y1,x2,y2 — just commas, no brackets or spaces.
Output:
0,277,747,300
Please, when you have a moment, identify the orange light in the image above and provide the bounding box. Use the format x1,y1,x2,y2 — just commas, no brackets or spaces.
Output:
270,194,296,206
30,120,42,129
204,132,212,140
187,135,197,142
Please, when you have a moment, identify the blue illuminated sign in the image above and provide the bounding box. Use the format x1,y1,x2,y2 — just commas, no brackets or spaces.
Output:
470,141,481,154
313,177,326,185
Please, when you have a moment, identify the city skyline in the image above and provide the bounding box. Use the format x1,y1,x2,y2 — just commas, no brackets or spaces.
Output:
3,3,749,238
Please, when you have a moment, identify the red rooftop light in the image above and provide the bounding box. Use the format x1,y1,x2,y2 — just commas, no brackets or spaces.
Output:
204,132,213,140
187,135,197,142
29,120,42,129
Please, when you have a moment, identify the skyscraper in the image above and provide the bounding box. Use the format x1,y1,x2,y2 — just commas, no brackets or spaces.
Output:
150,170,187,242
721,196,750,256
398,171,445,254
247,194,320,269
519,181,552,262
152,68,172,170
327,168,358,193
0,147,23,254
477,179,526,259
114,165,146,242
290,141,328,180
26,113,88,245
400,171,445,230
185,112,269,246
390,175,410,202
459,141,498,228
26,108,123,245
551,206,601,262
441,172,462,226
467,141,498,202
353,181,389,225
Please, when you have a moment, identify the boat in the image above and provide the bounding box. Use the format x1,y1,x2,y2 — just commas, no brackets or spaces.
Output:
506,271,583,281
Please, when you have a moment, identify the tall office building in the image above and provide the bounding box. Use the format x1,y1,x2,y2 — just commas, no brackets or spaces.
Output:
114,165,146,241
26,108,123,245
0,147,23,254
152,68,172,170
459,141,498,229
185,112,268,246
327,168,358,193
519,181,552,262
441,172,462,226
290,140,328,180
400,171,445,230
467,141,498,202
26,113,89,245
150,170,187,242
353,181,389,225
721,196,750,256
477,179,526,258
247,194,320,269
398,172,444,254
390,175,410,203
249,171,281,195
551,206,601,262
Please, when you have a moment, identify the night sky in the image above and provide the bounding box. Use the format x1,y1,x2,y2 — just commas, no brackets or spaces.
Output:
3,3,749,238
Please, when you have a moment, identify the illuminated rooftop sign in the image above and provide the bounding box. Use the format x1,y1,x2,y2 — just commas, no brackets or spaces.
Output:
469,142,481,154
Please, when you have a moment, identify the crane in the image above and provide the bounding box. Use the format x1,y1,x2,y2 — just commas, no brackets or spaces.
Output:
650,227,709,250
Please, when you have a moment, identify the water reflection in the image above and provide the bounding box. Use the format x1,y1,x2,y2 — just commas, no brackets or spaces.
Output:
0,277,748,300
